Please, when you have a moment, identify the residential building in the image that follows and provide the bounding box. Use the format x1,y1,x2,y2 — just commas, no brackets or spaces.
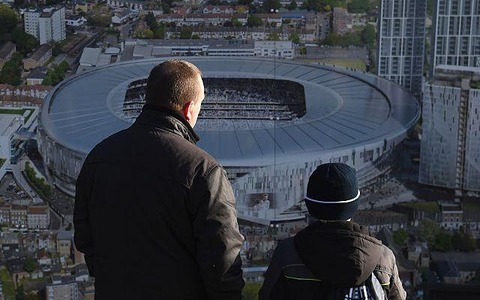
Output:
24,6,66,45
27,205,50,229
46,275,78,300
23,44,52,70
420,65,480,194
56,231,73,258
10,205,27,228
65,15,87,27
0,41,16,69
377,0,427,98
111,8,133,25
431,0,480,75
26,67,48,86
332,7,352,34
439,200,463,230
106,0,144,11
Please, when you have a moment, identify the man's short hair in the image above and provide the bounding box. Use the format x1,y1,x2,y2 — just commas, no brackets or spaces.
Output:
145,60,203,110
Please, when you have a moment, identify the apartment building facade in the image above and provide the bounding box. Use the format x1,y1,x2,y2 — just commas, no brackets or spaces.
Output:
420,65,480,194
377,0,427,98
431,0,480,74
24,6,66,45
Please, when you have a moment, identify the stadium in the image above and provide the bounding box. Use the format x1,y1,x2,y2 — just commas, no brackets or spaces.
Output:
38,57,420,223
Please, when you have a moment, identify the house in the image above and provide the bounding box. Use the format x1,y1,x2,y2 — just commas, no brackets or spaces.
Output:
27,204,50,229
439,200,463,230
56,231,73,259
112,8,133,25
65,15,87,27
26,67,48,86
23,44,52,71
0,41,16,69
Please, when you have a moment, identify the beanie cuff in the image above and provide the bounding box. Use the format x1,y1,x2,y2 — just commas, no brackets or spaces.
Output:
305,190,360,204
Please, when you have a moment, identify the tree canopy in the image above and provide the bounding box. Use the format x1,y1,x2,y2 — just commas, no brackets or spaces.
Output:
0,4,18,43
347,0,371,13
247,15,263,27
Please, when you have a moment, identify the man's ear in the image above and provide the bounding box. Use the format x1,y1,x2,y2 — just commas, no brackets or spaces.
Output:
182,101,192,122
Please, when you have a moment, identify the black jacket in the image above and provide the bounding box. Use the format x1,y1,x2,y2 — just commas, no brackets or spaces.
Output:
74,107,245,299
258,220,406,300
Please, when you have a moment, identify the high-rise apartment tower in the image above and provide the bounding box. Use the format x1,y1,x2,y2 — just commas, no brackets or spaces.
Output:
431,0,480,74
377,0,427,98
420,65,480,194
24,6,66,45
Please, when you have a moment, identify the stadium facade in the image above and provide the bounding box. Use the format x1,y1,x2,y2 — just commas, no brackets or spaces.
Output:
38,58,420,223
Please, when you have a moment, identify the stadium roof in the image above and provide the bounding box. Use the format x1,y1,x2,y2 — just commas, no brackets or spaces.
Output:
40,57,420,167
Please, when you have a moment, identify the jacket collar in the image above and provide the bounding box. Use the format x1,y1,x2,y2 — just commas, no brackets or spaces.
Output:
134,104,200,144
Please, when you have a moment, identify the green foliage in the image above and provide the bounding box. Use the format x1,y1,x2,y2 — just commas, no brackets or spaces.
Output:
431,230,452,252
87,15,111,27
263,0,281,12
347,0,371,13
393,229,408,246
11,29,39,56
361,24,376,47
452,231,477,252
145,12,159,31
301,0,345,12
417,219,440,244
289,33,300,44
267,32,280,41
0,4,18,43
43,62,70,86
427,0,434,16
0,53,22,85
24,162,52,198
179,27,193,39
162,4,171,14
287,0,297,10
242,282,262,300
0,267,15,299
323,31,362,47
153,26,165,39
247,15,263,27
134,28,154,39
24,256,37,273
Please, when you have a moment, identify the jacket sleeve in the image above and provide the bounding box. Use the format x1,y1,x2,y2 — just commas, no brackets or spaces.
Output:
190,165,245,300
73,161,95,276
388,255,407,300
375,246,407,300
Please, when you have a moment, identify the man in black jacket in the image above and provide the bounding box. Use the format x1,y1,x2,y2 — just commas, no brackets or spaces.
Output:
258,163,406,300
74,60,245,299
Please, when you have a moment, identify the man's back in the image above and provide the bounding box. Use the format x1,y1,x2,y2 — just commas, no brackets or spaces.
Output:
74,109,244,299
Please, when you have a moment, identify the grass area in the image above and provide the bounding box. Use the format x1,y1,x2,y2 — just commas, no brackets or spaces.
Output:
0,108,34,123
242,282,262,300
400,201,440,213
0,266,16,300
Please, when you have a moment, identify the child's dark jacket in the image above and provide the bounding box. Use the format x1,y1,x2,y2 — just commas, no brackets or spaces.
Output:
259,220,407,300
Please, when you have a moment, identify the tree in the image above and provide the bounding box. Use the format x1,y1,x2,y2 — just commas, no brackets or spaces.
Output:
289,32,300,44
11,29,38,55
263,0,281,12
0,4,18,42
0,56,22,86
417,219,440,245
347,0,370,13
361,24,376,47
24,256,37,273
145,12,158,31
179,27,192,39
393,229,408,246
287,0,297,10
153,26,165,39
431,230,452,252
247,15,263,27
